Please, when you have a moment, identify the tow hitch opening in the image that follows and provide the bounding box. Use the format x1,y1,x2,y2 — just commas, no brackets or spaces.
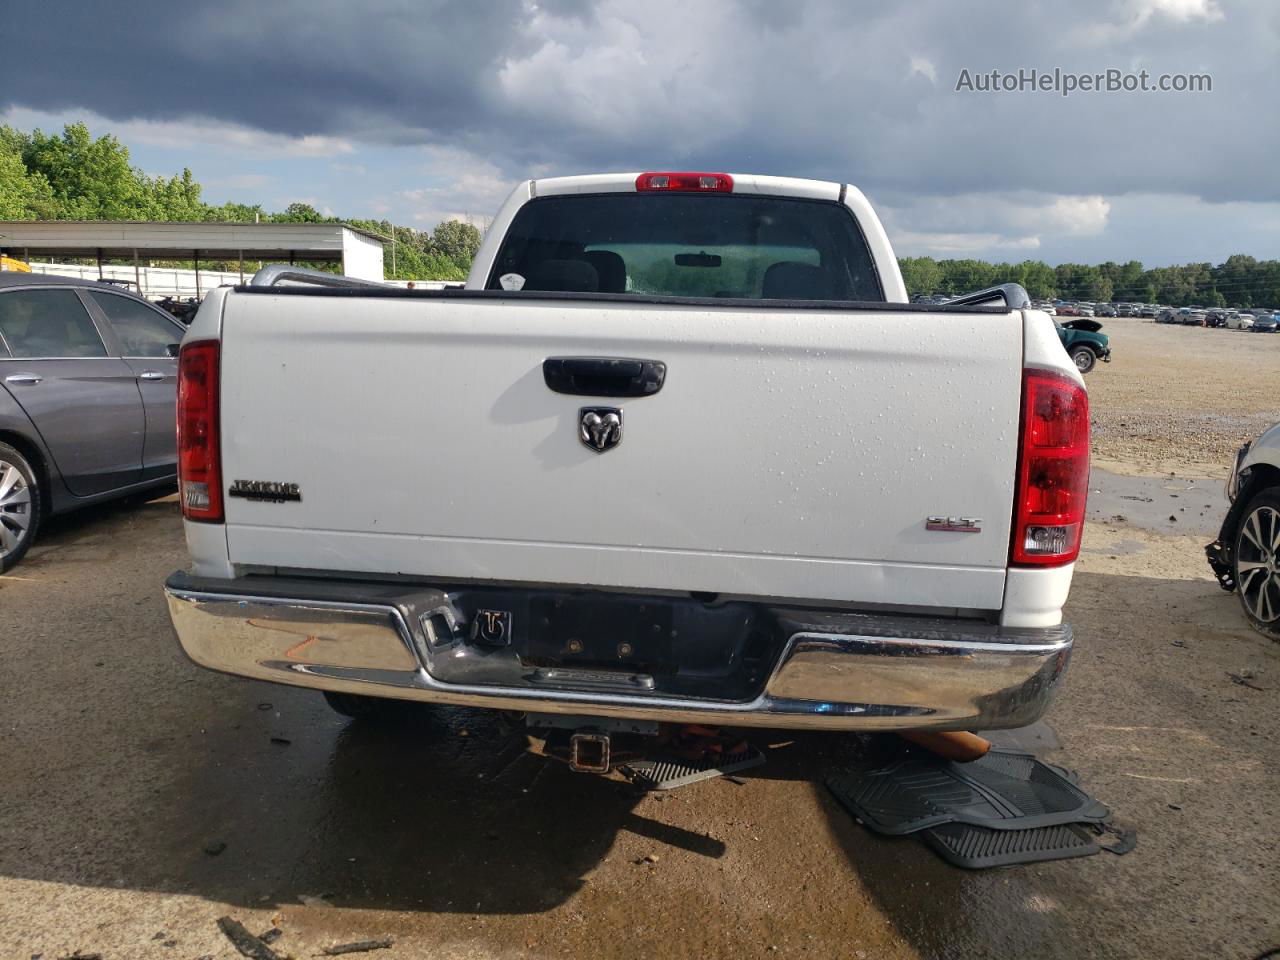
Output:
569,732,612,773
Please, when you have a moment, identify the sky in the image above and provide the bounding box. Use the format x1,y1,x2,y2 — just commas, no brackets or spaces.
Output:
1,0,1278,265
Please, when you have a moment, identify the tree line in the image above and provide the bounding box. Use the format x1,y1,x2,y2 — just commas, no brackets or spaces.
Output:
899,255,1280,308
5,123,1279,301
0,123,480,280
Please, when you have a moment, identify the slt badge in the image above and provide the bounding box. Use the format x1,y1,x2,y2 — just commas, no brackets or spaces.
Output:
579,407,623,453
926,516,982,533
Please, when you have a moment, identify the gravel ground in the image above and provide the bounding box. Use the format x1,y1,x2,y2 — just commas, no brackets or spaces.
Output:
1,323,1277,960
1087,316,1280,474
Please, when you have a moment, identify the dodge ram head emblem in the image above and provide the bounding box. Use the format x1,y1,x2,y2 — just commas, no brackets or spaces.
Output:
579,407,623,453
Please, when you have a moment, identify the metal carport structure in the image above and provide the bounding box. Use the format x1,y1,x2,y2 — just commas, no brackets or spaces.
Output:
0,221,388,294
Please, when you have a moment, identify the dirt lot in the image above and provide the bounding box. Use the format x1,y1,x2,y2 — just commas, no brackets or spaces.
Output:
1088,316,1280,475
1,317,1277,960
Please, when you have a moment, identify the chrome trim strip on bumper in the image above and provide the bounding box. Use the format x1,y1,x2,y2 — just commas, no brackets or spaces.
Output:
164,580,1073,732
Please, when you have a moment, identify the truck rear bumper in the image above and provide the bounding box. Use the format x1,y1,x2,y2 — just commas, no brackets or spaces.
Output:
164,572,1072,732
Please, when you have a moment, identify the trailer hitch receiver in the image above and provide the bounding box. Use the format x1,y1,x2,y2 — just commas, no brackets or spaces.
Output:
569,732,612,773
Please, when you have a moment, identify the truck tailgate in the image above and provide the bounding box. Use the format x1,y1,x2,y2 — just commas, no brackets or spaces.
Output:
218,293,1022,609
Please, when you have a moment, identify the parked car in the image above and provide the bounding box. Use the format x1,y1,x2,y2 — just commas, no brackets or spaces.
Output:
1054,317,1111,373
1057,302,1080,317
1115,303,1134,317
1077,304,1095,317
1252,312,1278,332
1184,310,1208,326
1228,311,1256,330
1095,304,1117,317
165,171,1085,754
1206,423,1280,640
0,274,186,570
1140,304,1161,318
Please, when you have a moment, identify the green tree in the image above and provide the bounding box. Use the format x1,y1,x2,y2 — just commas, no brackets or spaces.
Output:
938,259,999,295
22,123,148,219
270,202,333,223
141,168,206,220
898,256,942,295
1113,260,1145,300
431,219,482,262
1015,260,1057,299
204,201,268,222
0,147,56,219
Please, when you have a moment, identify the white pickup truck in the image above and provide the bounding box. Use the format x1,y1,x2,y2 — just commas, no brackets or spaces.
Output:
165,172,1088,748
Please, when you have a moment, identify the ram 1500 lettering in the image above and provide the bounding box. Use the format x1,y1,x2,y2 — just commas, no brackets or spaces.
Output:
165,172,1088,741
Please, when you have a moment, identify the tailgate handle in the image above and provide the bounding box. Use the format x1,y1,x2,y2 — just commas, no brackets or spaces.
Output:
543,357,666,398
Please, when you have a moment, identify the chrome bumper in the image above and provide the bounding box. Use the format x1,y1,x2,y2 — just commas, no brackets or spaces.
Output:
164,573,1072,732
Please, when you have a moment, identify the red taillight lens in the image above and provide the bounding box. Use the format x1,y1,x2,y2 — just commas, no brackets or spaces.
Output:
177,340,223,523
1011,369,1089,566
635,172,733,192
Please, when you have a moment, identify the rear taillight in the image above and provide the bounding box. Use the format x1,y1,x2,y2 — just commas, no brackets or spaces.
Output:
1011,368,1089,566
177,340,223,523
635,171,733,192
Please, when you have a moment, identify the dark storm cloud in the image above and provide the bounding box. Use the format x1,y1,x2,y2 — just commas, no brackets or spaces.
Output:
0,0,523,141
1,0,1274,205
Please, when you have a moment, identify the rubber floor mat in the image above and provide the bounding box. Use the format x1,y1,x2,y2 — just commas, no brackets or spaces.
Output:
825,749,1110,835
923,820,1101,869
623,746,765,790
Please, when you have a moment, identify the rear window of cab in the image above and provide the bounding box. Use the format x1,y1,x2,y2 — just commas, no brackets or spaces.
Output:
487,193,883,302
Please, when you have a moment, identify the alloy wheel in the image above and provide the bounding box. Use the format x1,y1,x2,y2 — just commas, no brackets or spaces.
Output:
0,458,33,560
1237,504,1280,623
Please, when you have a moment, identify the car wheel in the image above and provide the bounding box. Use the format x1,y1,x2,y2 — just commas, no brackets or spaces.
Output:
1233,488,1280,641
1070,346,1096,374
0,442,41,573
322,690,413,721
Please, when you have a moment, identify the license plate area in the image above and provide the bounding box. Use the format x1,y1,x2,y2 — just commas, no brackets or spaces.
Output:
423,586,782,701
527,596,674,673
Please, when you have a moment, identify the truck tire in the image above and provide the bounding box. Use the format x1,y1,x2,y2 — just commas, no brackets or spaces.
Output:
0,442,41,573
322,690,411,721
1070,345,1096,375
1232,486,1280,641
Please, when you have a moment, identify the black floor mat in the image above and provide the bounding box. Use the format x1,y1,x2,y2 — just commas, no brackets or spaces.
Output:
826,749,1110,835
923,820,1101,869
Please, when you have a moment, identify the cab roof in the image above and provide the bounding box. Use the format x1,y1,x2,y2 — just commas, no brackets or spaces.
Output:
530,172,845,203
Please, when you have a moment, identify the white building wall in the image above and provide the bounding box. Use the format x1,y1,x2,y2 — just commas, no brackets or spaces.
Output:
26,261,244,299
26,261,463,296
341,229,385,281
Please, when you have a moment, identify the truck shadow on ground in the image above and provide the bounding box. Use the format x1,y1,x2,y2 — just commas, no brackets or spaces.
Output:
127,696,727,915
109,691,1000,925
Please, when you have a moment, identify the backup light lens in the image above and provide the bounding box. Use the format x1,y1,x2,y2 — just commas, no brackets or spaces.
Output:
635,172,734,192
1011,369,1089,566
177,340,223,523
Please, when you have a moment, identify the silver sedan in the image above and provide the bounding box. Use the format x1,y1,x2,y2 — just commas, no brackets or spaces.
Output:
0,274,187,570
